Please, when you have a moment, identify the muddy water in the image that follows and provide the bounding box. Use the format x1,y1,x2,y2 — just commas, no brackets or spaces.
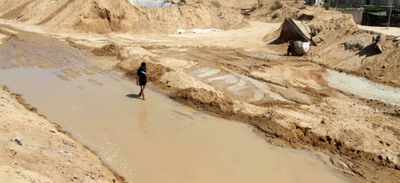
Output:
324,69,400,106
0,36,347,182
0,67,349,183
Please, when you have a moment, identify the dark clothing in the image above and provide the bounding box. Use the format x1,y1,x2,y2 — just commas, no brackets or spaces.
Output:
287,41,294,56
137,67,147,86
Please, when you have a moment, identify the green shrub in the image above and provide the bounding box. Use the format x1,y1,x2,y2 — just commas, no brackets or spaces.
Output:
270,1,283,11
211,1,221,8
338,5,351,9
272,12,280,19
249,5,257,12
362,6,389,12
323,3,330,10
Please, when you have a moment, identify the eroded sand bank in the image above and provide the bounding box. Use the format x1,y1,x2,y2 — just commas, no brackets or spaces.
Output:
0,86,122,182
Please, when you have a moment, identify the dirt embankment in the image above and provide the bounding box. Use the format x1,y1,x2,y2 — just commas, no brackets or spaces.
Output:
309,17,400,87
250,1,305,22
0,0,247,34
259,3,400,87
314,32,400,87
0,86,124,182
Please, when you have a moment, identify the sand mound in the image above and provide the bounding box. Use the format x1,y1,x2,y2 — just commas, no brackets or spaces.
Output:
291,7,399,87
317,33,400,87
306,10,359,53
171,87,234,114
260,4,359,46
250,1,305,22
299,8,400,87
259,4,359,54
259,3,399,87
92,43,121,57
0,0,247,34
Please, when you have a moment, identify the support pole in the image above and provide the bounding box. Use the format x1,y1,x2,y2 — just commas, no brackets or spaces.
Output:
387,0,393,29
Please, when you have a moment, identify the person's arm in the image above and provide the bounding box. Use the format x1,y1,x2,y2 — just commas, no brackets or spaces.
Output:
136,69,139,86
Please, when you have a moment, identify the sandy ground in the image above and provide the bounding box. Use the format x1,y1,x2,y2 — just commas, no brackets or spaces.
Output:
1,1,400,182
0,86,123,182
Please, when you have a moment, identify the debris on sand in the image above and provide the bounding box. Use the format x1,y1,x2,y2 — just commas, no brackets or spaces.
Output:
11,137,23,145
292,41,310,55
175,28,223,34
55,150,73,156
279,18,313,44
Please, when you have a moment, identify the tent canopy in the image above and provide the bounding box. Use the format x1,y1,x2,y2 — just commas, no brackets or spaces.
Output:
279,18,316,46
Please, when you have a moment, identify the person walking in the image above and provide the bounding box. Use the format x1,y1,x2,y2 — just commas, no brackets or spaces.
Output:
136,62,147,100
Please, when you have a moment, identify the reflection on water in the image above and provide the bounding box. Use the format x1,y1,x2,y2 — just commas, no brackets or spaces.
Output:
139,101,148,133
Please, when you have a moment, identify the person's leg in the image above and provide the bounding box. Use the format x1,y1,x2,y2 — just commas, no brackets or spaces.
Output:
138,86,143,97
141,85,146,100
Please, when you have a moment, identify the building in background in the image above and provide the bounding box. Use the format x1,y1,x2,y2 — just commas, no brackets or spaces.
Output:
307,0,400,8
307,0,399,26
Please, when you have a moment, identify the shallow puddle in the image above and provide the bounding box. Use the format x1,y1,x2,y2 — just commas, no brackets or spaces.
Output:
324,69,400,106
0,36,348,182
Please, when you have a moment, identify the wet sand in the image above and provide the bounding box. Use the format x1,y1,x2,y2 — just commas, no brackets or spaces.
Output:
324,69,400,106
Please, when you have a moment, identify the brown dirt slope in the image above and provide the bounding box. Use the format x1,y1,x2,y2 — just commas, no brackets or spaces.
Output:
0,0,247,33
310,23,400,87
304,8,400,87
249,1,305,22
0,86,124,182
261,4,400,87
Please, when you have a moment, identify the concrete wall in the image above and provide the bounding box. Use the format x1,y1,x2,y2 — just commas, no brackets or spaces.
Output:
338,8,364,24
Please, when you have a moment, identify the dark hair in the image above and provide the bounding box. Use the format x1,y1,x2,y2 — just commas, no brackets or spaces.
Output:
141,62,146,68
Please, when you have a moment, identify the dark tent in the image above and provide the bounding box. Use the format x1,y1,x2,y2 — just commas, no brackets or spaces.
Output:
279,18,316,46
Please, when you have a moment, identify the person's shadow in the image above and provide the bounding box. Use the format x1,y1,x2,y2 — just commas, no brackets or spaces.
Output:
126,94,141,100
